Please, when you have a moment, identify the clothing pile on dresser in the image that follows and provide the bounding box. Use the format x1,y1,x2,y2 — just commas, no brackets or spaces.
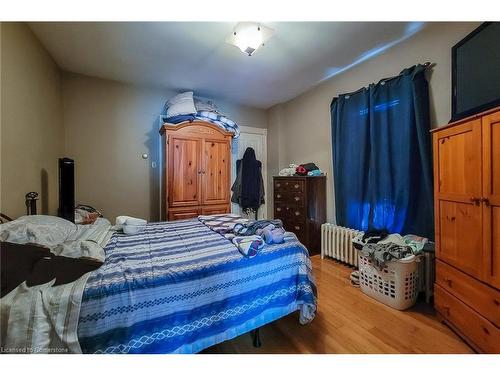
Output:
279,162,324,177
198,214,291,258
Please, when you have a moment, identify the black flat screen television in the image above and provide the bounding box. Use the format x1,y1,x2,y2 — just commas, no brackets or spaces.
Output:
452,22,500,122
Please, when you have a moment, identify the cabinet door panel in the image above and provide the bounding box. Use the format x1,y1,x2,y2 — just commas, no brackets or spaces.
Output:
438,200,483,278
202,140,230,205
433,120,484,279
168,137,201,207
435,120,482,199
482,112,500,288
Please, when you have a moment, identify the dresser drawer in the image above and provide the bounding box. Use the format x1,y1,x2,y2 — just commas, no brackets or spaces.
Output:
436,260,500,327
435,285,500,353
274,204,288,218
288,192,305,206
289,207,306,221
289,221,305,233
283,220,307,244
288,180,305,192
274,190,287,202
274,179,289,191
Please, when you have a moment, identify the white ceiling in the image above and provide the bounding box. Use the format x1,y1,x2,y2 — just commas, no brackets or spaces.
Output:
29,22,426,109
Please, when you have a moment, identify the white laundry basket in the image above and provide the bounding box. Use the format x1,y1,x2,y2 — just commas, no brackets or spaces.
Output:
358,253,422,310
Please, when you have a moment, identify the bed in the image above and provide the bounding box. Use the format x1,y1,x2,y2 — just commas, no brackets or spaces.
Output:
1,216,317,354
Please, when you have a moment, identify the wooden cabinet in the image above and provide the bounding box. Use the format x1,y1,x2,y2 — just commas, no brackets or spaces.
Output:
433,107,500,353
482,111,500,289
160,121,232,221
273,176,326,255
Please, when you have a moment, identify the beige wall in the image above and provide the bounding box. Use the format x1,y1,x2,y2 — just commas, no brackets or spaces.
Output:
62,73,169,221
62,73,267,221
266,22,481,221
0,22,64,218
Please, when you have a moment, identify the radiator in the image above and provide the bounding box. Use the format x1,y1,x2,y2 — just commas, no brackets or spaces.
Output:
321,223,363,267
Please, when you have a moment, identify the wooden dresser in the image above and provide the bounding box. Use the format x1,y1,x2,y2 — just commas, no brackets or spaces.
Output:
160,121,232,221
273,176,326,254
432,107,500,353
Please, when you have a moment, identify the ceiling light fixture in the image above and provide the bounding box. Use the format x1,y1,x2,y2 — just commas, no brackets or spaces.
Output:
226,22,274,56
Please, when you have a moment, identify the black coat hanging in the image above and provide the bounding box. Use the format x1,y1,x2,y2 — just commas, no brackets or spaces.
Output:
231,147,265,216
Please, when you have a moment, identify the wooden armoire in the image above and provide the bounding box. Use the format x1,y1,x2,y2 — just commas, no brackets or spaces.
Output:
160,121,233,221
432,107,500,353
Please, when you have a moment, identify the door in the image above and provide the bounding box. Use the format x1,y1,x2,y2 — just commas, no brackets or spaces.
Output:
482,111,500,288
231,128,268,219
434,119,485,279
168,136,202,207
202,139,230,206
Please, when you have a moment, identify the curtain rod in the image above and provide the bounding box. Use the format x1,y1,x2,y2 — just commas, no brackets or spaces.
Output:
340,62,435,98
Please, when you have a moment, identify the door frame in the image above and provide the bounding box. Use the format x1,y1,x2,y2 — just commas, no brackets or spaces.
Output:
231,126,268,220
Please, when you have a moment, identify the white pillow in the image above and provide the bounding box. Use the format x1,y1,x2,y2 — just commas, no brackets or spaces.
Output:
0,215,77,248
166,91,197,117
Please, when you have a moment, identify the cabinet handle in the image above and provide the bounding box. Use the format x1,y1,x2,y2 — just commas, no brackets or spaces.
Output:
295,211,300,216
277,207,281,212
276,194,281,199
276,183,281,188
470,197,481,205
443,306,450,316
482,326,490,335
481,197,490,207
294,226,300,230
294,184,299,189
294,196,300,201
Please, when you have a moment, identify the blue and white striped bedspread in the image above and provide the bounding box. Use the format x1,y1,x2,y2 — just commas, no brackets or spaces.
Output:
77,219,317,353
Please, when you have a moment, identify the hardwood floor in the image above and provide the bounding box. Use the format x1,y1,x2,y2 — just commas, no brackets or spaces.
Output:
203,255,474,354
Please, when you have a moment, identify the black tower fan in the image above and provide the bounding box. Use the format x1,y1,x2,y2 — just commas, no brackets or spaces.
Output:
58,157,75,223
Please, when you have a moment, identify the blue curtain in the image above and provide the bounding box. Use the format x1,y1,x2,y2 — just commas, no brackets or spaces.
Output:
331,64,434,239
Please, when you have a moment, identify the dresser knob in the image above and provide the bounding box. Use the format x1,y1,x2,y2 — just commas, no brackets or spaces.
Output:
444,278,453,287
294,184,299,188
277,207,281,212
295,211,300,216
277,194,281,199
294,196,300,201
294,226,300,230
482,326,490,335
276,183,281,188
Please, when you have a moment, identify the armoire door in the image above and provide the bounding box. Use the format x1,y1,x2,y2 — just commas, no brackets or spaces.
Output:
434,119,485,279
168,136,202,207
202,139,230,206
482,112,500,289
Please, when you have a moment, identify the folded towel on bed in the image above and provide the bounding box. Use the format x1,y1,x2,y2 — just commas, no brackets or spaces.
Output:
232,235,264,258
